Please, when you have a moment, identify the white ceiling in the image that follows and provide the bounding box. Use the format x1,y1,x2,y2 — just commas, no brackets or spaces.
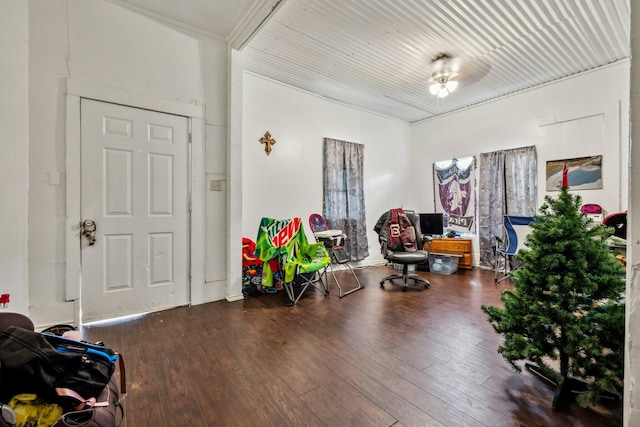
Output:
113,0,630,123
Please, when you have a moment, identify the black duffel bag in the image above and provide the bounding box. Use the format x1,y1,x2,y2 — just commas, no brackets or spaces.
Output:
53,373,124,427
0,326,118,410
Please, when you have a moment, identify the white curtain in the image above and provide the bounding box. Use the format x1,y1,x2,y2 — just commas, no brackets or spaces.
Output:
323,138,369,261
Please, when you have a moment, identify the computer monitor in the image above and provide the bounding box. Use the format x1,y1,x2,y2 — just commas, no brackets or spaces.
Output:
419,213,445,236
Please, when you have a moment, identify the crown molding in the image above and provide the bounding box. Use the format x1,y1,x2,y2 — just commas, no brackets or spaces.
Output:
228,0,286,50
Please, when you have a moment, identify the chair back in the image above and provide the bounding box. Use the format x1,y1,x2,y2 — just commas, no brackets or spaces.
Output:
401,210,426,250
242,237,261,268
405,211,424,245
255,217,330,283
309,213,329,233
603,211,627,239
502,215,534,255
374,208,424,256
255,217,305,262
0,313,34,332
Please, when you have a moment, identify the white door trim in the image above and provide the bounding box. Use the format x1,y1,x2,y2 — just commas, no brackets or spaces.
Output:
65,78,206,323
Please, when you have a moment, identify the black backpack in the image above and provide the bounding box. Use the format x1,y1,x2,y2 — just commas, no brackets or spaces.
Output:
0,326,117,411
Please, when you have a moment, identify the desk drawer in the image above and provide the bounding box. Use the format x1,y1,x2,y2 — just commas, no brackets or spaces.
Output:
430,240,471,253
460,253,472,269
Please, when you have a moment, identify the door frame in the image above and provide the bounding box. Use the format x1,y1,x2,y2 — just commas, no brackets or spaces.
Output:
65,78,206,325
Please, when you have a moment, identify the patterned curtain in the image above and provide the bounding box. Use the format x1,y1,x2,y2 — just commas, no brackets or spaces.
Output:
323,138,369,261
478,146,537,268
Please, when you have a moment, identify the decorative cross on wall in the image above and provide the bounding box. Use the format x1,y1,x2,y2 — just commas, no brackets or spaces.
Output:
259,131,276,155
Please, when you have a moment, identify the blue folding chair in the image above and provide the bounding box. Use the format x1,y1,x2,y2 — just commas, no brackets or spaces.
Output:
494,215,534,283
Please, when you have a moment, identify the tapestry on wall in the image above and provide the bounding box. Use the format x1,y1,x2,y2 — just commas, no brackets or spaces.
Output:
433,157,476,233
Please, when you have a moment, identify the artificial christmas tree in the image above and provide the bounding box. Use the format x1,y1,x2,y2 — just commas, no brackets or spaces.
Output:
482,179,625,409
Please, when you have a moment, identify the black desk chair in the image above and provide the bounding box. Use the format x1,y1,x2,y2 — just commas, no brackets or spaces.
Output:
375,209,431,292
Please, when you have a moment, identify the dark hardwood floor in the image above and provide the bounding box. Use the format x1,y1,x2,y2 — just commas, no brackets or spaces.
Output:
81,266,622,427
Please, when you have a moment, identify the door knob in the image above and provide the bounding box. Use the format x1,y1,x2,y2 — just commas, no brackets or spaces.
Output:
81,219,97,246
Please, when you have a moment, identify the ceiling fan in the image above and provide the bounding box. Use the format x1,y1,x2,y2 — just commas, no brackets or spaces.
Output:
427,52,493,101
428,53,461,98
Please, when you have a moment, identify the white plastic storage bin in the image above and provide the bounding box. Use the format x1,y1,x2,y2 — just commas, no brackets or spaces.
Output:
428,254,460,275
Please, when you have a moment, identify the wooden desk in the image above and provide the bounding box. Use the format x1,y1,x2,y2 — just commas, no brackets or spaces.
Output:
427,238,473,269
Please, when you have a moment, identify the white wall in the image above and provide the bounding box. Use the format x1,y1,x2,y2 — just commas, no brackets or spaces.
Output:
242,64,630,267
203,40,231,291
0,1,29,315
25,0,229,326
626,3,639,424
242,73,411,266
410,61,630,265
4,0,632,329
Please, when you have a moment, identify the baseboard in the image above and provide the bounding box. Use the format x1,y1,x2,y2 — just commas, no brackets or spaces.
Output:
29,301,76,330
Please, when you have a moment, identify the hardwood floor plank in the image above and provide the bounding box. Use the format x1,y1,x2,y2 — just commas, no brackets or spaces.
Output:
78,266,621,426
349,348,486,426
298,380,397,427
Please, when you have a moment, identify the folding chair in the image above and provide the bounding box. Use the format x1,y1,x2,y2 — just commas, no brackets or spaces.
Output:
308,213,364,297
494,215,534,283
255,217,331,305
603,211,627,239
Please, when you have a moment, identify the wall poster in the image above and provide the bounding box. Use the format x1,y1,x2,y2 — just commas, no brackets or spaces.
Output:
433,157,476,233
545,155,602,191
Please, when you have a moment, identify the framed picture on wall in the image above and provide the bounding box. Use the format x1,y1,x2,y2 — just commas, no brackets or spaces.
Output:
545,155,602,191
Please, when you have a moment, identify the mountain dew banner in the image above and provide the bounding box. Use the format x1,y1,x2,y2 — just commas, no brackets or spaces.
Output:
254,217,304,287
433,157,476,233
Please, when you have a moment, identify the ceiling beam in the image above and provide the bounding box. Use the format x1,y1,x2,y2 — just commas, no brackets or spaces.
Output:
228,0,287,50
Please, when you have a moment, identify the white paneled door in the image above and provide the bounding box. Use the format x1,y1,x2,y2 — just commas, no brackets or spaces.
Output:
80,99,189,323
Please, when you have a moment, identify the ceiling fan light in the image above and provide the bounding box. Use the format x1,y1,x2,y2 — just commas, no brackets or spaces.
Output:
429,54,461,99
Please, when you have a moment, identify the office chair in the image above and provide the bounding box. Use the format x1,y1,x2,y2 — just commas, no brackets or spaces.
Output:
494,215,534,283
603,211,627,239
374,208,431,292
255,217,331,305
308,213,364,297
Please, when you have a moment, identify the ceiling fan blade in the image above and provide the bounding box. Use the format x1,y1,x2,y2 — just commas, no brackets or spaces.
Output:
449,56,462,73
456,57,492,86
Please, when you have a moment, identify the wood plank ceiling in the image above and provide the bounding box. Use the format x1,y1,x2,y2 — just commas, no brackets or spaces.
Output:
113,0,630,123
241,0,630,123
